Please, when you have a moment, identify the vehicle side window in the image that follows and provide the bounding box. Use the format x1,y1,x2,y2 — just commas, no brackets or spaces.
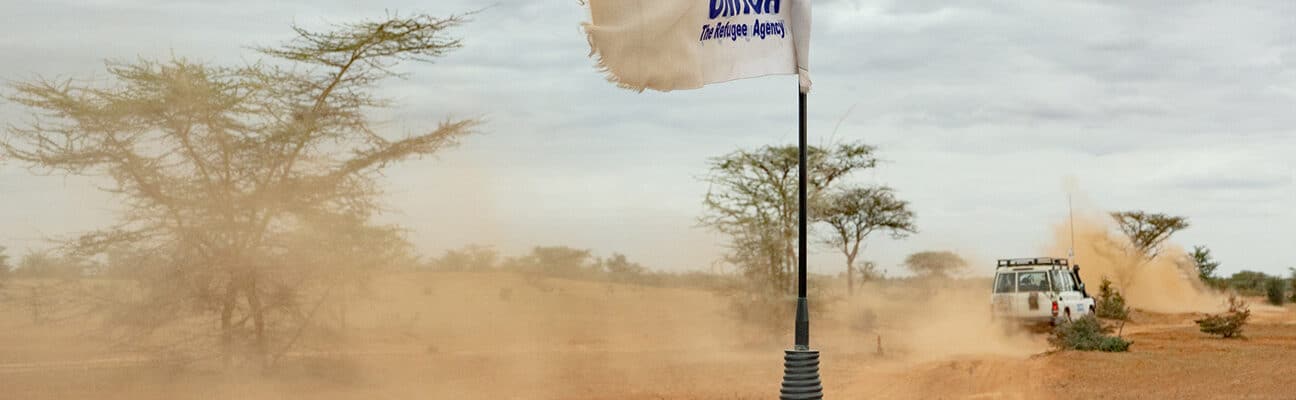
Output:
1017,272,1048,292
1049,270,1069,292
994,273,1015,293
1058,271,1075,291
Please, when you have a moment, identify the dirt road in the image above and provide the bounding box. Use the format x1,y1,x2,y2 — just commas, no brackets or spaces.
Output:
1,272,1292,399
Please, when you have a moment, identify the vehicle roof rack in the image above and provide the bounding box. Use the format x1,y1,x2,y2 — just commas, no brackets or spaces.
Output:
996,257,1069,268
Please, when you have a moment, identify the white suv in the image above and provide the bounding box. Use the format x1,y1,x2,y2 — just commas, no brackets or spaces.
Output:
990,258,1094,325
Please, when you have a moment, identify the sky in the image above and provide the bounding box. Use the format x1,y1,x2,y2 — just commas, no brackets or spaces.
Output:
1,0,1293,277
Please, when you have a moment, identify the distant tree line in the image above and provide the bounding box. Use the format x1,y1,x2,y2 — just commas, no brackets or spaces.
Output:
425,244,733,290
902,251,968,278
0,242,737,292
0,247,99,280
1191,244,1294,306
0,245,8,282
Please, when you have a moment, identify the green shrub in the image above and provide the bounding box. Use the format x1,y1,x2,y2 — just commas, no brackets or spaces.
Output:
1049,314,1131,352
1265,278,1286,306
1196,295,1250,338
1095,277,1129,320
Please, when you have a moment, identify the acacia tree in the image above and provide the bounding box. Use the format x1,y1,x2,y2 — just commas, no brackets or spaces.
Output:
602,253,647,282
816,186,915,295
903,251,967,278
430,244,499,271
1103,211,1188,287
1109,211,1189,261
506,246,598,278
2,13,473,367
700,143,877,295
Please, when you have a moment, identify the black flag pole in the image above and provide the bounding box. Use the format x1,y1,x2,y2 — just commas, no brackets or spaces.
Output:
795,90,810,349
780,89,823,400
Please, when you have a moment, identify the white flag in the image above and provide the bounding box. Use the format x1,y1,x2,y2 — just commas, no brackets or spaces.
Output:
582,0,812,93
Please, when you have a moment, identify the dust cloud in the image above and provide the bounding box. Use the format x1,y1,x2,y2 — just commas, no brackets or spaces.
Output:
828,280,1046,363
1043,210,1225,314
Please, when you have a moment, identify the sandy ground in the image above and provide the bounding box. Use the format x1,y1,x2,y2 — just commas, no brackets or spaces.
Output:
0,272,1293,399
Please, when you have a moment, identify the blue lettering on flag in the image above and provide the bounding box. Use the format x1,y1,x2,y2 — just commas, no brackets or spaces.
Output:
700,0,787,44
709,0,781,20
698,18,785,44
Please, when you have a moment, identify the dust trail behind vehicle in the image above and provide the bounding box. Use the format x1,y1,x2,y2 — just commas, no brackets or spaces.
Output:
1044,213,1224,314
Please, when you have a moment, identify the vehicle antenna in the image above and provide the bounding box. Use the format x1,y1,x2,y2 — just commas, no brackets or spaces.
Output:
1068,193,1076,263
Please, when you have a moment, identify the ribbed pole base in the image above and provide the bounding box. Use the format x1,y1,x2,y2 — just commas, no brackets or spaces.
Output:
779,349,823,400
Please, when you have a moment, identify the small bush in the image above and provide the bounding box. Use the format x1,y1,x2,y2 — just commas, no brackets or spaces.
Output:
727,291,794,331
1265,278,1286,306
1050,314,1131,352
849,308,879,333
723,279,835,332
1095,277,1129,320
1196,295,1250,338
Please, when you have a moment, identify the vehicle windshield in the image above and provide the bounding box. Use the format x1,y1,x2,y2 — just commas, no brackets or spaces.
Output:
994,272,1016,293
1017,271,1049,292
